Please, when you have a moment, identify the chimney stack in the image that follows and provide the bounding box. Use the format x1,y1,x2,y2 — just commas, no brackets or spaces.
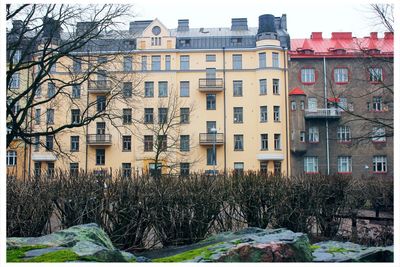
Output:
231,18,248,31
370,32,378,39
311,32,323,40
177,19,189,31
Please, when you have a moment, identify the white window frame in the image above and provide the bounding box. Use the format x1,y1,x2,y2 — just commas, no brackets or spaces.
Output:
338,156,352,173
301,68,315,83
10,73,20,88
373,156,387,173
369,67,383,82
309,126,319,143
334,68,349,83
272,52,279,67
337,126,351,142
7,150,17,166
372,127,386,142
304,156,318,173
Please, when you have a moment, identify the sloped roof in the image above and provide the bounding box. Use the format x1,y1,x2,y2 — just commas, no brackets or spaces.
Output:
289,87,306,96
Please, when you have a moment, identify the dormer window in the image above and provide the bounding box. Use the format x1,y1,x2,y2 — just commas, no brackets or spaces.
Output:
231,37,242,44
151,37,161,46
179,39,191,47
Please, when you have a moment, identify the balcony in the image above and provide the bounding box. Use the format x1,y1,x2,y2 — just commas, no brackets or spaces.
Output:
199,133,224,146
304,108,341,119
86,134,112,145
198,78,224,92
88,80,112,94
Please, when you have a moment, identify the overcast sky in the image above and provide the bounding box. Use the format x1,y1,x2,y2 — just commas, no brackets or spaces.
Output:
129,0,391,38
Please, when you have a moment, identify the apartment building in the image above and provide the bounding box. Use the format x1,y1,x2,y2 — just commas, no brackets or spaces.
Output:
6,14,292,177
288,32,393,178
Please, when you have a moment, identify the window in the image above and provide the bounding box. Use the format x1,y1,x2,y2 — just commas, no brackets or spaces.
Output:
47,82,55,98
338,156,352,173
122,135,132,151
149,163,162,176
72,58,82,73
180,108,190,124
259,52,266,68
180,55,190,70
233,107,243,123
180,135,190,152
144,108,153,124
50,62,56,73
12,50,21,64
46,109,54,124
261,134,268,150
369,67,383,82
272,52,279,67
372,96,383,111
141,56,147,71
158,108,168,124
309,126,319,143
123,56,132,72
274,134,281,150
34,136,40,151
152,56,161,71
72,85,81,98
6,151,17,166
71,109,80,124
35,86,42,98
259,79,267,95
123,82,132,98
300,131,306,142
234,134,243,151
260,161,268,173
234,162,244,175
10,73,20,88
144,82,154,97
151,37,161,46
158,81,168,97
372,127,386,142
35,108,41,124
46,135,54,150
232,54,242,69
274,161,281,175
304,157,318,173
233,80,243,96
273,79,280,94
373,156,387,173
180,81,190,97
206,94,216,110
273,106,280,122
334,68,349,83
207,147,216,165
98,56,107,64
122,163,131,178
300,101,305,110
301,68,316,83
70,163,79,177
291,101,297,111
34,162,41,177
180,163,190,176
337,126,351,142
260,106,268,122
206,54,216,62
165,55,171,70
144,135,153,151
123,108,132,124
96,149,105,165
47,162,55,178
157,135,167,151
97,96,106,112
308,98,317,111
207,121,216,133
338,97,348,110
70,136,79,152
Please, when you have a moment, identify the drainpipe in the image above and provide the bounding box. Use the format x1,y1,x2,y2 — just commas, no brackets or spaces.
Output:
222,47,227,174
323,56,330,175
283,48,290,176
23,65,30,181
85,50,90,173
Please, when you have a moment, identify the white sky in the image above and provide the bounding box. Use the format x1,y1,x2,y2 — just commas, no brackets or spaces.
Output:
129,0,393,38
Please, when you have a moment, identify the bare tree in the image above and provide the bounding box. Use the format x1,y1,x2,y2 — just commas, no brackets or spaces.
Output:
6,4,137,152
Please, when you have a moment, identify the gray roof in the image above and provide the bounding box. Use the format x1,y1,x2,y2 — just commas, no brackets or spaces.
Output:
171,27,258,37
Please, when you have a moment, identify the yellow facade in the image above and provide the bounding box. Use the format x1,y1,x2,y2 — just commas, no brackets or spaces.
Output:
16,18,291,176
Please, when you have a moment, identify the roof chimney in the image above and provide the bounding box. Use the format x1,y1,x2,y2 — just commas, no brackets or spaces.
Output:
76,22,98,36
370,32,378,39
231,18,248,31
331,32,352,39
384,32,393,39
310,32,322,40
177,19,189,31
12,20,24,33
42,17,61,38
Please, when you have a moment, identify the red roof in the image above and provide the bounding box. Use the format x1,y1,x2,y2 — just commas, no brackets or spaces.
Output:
290,32,393,58
328,97,340,103
289,87,306,96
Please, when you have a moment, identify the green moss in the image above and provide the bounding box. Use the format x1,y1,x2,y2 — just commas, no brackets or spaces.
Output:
231,239,243,245
327,247,356,254
7,245,49,262
309,245,321,252
153,243,223,262
27,249,80,262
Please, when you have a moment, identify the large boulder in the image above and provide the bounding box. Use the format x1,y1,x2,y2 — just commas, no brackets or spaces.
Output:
311,240,393,262
6,223,138,262
153,227,313,262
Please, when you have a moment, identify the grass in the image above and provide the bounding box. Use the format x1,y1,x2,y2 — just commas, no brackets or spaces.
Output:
153,243,223,262
27,249,80,262
309,245,321,252
327,247,356,254
7,245,49,262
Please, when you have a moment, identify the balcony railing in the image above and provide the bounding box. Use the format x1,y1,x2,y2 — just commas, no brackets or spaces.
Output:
199,133,224,145
304,108,341,119
198,78,224,92
87,134,112,145
88,80,112,93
